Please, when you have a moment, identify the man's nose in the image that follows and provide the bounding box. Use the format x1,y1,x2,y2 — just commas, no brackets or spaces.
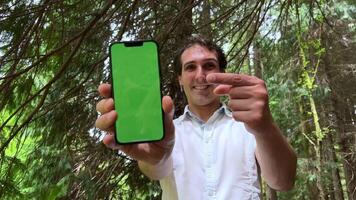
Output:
195,66,206,82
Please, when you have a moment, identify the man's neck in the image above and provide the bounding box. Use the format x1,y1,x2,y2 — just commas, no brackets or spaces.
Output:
188,101,221,122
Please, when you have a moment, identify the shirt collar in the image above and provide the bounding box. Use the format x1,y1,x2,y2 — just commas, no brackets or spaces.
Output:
180,102,232,122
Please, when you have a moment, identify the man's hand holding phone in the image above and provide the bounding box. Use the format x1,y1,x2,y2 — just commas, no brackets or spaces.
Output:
95,83,175,166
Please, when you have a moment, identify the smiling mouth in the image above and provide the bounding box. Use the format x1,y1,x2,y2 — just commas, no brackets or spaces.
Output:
193,84,214,90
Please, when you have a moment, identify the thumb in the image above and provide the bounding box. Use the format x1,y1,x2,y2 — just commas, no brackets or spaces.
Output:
213,84,232,95
162,96,175,141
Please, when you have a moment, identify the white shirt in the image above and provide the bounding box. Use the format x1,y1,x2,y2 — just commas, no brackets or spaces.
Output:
160,105,260,200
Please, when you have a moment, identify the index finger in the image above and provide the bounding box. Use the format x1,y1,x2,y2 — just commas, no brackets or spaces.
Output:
98,83,112,98
206,73,259,86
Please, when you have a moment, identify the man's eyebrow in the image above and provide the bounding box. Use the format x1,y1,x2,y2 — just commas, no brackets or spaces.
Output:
183,58,218,66
203,58,218,63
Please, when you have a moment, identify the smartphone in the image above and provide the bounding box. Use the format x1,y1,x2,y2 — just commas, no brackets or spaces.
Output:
109,40,164,144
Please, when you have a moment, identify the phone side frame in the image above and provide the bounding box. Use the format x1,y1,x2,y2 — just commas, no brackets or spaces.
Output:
108,40,166,145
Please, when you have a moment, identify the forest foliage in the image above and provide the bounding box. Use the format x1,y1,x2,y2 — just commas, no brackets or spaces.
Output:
0,0,355,199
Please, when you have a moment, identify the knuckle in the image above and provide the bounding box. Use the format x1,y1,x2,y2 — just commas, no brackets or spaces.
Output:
255,112,263,120
97,98,115,113
95,118,103,129
261,90,268,99
229,87,239,96
254,101,265,109
106,98,115,110
232,76,242,84
255,87,268,99
100,113,115,129
227,100,233,108
258,79,265,85
104,112,115,122
251,112,263,123
96,100,104,112
228,100,238,111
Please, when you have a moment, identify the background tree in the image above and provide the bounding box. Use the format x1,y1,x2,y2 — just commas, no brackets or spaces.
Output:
0,0,355,199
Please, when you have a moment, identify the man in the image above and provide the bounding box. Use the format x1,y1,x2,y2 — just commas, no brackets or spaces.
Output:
95,35,297,199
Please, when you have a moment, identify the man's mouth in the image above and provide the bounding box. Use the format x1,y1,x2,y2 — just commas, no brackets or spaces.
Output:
193,84,212,90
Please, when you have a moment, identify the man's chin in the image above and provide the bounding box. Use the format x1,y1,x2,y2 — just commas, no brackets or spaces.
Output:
191,97,220,107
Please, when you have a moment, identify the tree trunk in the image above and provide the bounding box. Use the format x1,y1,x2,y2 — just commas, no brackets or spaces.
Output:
299,103,320,200
199,0,213,39
314,142,326,200
296,6,327,196
253,42,262,79
321,23,356,200
319,101,345,200
326,134,344,200
176,0,194,41
156,0,194,115
253,37,277,200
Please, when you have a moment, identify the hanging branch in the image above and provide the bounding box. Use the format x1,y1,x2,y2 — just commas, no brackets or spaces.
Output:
0,0,118,152
195,0,250,32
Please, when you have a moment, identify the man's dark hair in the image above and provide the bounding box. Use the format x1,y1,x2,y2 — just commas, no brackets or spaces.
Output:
173,34,227,75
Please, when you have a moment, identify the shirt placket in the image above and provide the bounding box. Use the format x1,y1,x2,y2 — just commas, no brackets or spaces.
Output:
202,123,217,200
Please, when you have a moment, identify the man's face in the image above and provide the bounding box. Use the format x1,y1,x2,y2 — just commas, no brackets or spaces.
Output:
179,44,221,108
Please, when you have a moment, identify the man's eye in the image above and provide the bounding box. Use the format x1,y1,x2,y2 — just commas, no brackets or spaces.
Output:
185,65,195,71
204,62,217,69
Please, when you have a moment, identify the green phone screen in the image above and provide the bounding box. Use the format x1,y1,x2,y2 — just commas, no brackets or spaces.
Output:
110,41,164,144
